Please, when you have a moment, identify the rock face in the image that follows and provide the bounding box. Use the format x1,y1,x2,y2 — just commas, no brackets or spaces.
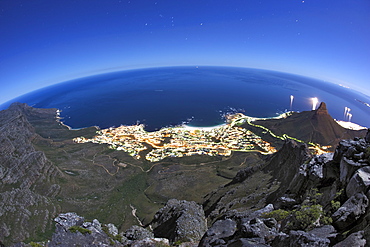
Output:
0,103,61,245
151,199,207,243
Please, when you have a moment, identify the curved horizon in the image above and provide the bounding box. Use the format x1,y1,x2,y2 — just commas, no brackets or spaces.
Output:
1,67,369,131
2,65,370,108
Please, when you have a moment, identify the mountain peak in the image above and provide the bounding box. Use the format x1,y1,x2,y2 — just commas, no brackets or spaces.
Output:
315,102,328,115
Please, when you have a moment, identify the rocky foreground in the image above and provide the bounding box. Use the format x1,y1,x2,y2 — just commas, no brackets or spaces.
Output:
7,128,370,246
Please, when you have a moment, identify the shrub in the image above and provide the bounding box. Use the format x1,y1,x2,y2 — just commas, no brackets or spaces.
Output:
320,216,333,225
68,226,92,235
331,200,341,211
294,205,322,229
29,242,43,247
262,209,290,221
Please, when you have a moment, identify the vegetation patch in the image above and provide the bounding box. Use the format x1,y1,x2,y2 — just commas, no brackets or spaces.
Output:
68,226,92,234
262,209,290,221
294,205,322,229
29,242,44,247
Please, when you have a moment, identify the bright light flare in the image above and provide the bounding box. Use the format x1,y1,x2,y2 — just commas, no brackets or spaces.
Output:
344,107,352,121
311,97,319,110
290,95,294,110
348,113,352,122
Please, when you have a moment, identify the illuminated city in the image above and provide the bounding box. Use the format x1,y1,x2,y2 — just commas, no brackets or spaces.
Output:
74,114,277,162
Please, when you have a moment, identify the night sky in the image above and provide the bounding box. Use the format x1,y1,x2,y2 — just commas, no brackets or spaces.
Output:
1,0,369,104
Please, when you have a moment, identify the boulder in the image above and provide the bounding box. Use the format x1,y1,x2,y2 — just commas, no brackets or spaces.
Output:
346,166,370,198
272,230,330,247
124,225,154,240
198,219,237,246
240,218,271,239
308,225,337,240
332,192,369,230
106,223,118,236
333,231,366,247
151,199,207,243
130,237,170,247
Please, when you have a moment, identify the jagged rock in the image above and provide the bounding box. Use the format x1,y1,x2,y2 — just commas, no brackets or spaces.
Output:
346,166,370,198
130,237,170,247
199,219,237,246
223,204,275,223
106,223,118,236
125,225,154,240
299,153,333,180
264,140,312,202
262,218,278,229
333,140,352,162
228,238,270,247
333,231,366,247
240,218,271,239
274,196,297,209
55,212,84,229
272,229,331,247
247,204,274,220
231,164,263,184
332,192,369,230
340,156,367,184
308,225,337,240
151,199,207,243
92,219,102,231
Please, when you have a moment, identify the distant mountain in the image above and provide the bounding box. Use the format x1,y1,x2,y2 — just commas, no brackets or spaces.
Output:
243,102,367,150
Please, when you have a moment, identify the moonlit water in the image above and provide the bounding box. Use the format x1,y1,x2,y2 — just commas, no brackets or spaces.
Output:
1,66,370,131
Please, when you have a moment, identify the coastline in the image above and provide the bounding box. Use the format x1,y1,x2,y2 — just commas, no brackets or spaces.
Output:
56,109,100,131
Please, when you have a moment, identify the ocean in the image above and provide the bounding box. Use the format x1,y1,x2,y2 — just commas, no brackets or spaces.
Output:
2,66,370,131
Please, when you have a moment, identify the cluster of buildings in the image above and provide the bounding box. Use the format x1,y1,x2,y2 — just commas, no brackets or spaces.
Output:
74,114,277,162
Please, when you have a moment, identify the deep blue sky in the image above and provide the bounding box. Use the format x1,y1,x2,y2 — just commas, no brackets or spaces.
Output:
1,0,369,104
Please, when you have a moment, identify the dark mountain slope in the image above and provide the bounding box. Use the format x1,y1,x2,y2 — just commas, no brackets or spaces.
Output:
243,102,367,150
0,103,62,244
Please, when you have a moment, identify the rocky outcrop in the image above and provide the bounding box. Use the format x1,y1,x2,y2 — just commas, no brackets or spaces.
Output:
46,212,170,247
151,199,207,243
201,128,370,246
